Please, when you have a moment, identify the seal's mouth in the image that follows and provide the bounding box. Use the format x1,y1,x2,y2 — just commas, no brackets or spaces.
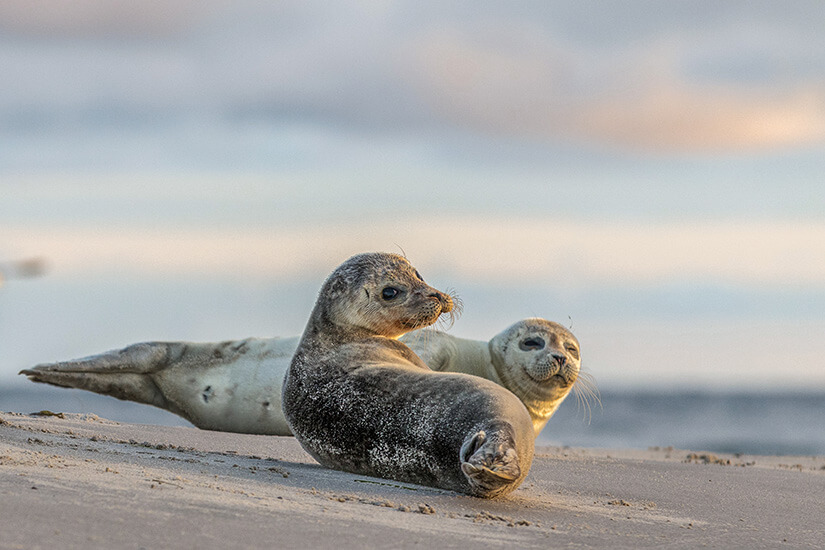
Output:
550,372,574,385
529,372,577,388
525,354,579,385
525,364,558,383
400,294,449,330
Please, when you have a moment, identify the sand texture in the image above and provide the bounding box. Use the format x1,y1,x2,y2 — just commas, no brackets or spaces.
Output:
2,412,823,549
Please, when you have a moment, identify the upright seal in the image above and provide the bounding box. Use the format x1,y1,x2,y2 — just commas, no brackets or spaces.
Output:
281,252,534,498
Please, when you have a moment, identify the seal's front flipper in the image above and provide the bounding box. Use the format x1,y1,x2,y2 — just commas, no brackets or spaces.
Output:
19,343,171,408
460,429,521,497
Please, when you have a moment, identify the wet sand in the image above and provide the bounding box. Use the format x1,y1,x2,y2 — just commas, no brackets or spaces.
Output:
2,411,823,549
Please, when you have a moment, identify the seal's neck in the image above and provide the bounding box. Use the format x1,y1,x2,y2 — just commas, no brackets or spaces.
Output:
300,306,374,349
487,341,512,388
449,337,498,383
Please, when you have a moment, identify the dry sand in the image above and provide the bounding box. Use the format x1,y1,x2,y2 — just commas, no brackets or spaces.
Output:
2,411,823,549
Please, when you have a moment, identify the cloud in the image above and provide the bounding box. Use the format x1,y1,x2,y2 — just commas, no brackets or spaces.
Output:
575,84,825,151
2,1,825,154
0,0,200,39
408,29,825,151
5,217,825,288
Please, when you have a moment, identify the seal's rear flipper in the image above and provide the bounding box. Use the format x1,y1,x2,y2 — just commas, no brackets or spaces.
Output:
460,429,521,497
18,343,171,408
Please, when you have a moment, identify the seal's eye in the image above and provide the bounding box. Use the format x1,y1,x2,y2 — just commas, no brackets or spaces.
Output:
381,287,400,300
565,345,580,360
519,337,545,351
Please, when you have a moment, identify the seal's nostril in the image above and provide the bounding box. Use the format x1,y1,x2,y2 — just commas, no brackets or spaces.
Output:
553,354,566,367
432,292,453,313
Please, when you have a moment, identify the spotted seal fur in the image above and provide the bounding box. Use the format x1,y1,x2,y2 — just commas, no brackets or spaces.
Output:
281,252,534,497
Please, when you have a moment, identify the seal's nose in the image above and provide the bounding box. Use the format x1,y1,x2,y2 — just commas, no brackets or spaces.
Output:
433,291,453,313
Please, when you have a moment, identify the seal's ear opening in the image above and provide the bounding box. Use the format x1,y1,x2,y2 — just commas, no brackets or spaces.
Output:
326,275,350,297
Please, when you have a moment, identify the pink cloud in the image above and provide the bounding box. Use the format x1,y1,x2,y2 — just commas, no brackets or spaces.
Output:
408,31,825,152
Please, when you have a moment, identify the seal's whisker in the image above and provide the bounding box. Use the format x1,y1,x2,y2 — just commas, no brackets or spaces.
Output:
412,328,439,368
578,377,602,414
419,328,434,352
572,371,601,424
435,314,454,332
436,288,463,331
393,244,408,259
573,385,590,424
404,327,422,345
576,371,601,405
403,327,432,351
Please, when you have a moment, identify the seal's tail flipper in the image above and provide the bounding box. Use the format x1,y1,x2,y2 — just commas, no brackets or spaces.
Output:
460,430,521,497
18,343,171,408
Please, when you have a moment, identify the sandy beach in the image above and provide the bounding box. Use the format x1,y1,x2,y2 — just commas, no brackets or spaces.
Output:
1,411,822,549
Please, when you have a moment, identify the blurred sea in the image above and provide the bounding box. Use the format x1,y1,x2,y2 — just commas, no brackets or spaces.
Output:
3,385,823,457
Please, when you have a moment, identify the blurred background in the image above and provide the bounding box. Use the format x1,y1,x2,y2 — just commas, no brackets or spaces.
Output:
2,1,824,455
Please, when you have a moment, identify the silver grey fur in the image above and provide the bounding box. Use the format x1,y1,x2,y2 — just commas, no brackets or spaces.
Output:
281,252,534,497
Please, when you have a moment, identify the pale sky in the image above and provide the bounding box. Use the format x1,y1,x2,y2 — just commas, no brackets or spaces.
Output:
1,1,824,390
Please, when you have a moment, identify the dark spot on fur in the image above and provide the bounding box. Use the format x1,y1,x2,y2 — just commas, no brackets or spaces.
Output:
202,386,212,403
262,401,270,408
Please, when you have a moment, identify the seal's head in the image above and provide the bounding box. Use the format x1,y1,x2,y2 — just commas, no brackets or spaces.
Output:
314,252,454,339
489,318,581,407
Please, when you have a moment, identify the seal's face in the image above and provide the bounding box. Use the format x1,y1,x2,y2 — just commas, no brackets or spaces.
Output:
324,253,453,338
490,318,581,393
